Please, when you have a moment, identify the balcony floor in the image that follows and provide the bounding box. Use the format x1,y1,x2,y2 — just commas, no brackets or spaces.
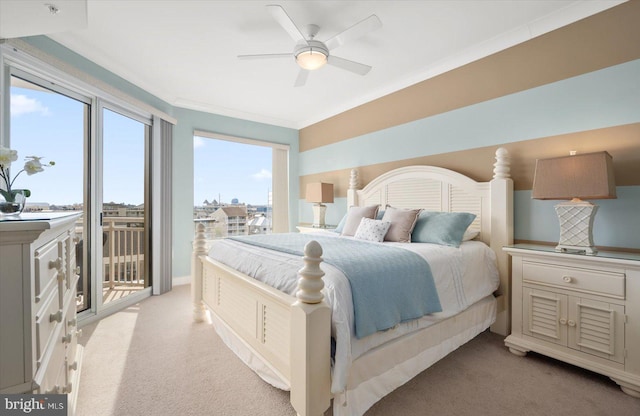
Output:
103,284,145,305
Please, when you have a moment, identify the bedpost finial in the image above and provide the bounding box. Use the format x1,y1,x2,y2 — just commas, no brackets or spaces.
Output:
493,147,511,179
193,221,208,255
349,169,359,190
296,240,325,304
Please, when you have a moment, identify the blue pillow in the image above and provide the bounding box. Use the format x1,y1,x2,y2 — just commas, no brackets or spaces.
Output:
411,211,476,247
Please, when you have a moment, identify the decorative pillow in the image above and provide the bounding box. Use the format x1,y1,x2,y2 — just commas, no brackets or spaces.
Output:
411,211,477,247
381,205,421,243
340,205,380,236
353,218,391,242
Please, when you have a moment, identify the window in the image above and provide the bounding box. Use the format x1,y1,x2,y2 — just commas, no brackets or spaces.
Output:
193,131,289,238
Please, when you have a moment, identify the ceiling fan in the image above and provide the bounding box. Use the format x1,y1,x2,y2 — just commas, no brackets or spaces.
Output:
238,4,382,87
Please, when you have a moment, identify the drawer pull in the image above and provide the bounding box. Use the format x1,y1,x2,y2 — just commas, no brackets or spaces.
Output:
562,275,573,283
69,361,78,371
49,257,62,270
62,333,72,344
67,318,77,327
559,318,567,325
65,383,72,394
49,310,63,323
568,320,576,327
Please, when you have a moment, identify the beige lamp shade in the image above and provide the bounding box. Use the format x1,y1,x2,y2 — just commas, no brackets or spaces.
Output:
306,183,334,204
532,151,616,201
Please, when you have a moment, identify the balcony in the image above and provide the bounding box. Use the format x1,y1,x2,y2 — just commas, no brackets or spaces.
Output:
102,216,146,304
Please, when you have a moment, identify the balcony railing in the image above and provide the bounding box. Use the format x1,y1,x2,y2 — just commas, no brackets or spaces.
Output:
102,217,145,290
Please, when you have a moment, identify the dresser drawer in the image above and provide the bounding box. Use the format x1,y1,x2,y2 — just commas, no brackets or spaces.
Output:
35,288,63,362
522,260,625,299
34,238,63,304
34,337,67,394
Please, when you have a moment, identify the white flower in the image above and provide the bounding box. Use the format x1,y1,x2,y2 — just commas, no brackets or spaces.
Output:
0,146,18,168
24,156,46,175
0,147,54,200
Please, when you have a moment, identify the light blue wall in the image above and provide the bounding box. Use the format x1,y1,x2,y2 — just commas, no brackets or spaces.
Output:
299,59,640,250
19,36,299,278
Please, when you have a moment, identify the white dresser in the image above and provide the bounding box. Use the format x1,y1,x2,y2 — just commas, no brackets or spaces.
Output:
504,244,640,398
0,212,83,413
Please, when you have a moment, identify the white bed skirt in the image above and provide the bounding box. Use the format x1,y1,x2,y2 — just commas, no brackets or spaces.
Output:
208,294,496,416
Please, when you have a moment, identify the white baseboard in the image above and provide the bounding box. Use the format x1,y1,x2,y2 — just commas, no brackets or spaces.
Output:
173,275,191,286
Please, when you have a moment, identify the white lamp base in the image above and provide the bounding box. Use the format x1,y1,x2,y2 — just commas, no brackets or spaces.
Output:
312,203,327,228
554,199,598,255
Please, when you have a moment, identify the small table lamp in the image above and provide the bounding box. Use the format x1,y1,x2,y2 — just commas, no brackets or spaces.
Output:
532,151,616,255
306,182,334,228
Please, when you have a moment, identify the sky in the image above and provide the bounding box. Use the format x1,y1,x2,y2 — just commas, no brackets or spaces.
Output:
193,136,272,206
7,78,272,207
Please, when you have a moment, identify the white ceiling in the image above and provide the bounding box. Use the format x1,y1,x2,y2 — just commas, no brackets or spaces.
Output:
1,1,625,129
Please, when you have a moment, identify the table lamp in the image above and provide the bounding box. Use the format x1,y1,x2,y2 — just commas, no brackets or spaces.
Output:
532,151,616,255
306,183,334,228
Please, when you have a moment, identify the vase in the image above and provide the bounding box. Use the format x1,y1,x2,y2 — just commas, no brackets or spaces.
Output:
0,189,27,216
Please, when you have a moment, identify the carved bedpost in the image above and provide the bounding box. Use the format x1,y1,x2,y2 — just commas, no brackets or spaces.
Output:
347,168,359,207
489,147,514,336
290,240,331,416
192,222,207,322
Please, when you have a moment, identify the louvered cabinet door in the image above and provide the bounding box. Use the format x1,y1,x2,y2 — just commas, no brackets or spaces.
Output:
522,288,568,346
568,297,625,364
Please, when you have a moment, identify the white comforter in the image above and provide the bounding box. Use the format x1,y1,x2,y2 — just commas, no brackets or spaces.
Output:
208,234,499,394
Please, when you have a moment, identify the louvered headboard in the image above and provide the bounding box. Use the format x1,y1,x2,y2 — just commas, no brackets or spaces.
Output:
346,148,514,335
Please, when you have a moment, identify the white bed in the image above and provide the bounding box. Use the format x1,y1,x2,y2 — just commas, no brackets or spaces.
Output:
191,147,513,416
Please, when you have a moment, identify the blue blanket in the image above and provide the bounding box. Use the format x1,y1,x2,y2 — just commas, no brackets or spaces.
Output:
228,234,442,339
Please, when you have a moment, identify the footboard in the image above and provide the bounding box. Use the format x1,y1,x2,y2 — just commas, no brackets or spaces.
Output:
191,224,331,416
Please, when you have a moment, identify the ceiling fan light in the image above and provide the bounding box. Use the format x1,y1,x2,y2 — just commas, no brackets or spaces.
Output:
296,49,327,70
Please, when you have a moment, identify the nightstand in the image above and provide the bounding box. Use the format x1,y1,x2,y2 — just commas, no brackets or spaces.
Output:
296,224,337,234
503,244,640,398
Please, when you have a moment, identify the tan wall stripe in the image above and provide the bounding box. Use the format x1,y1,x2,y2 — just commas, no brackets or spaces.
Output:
299,1,640,152
300,123,640,197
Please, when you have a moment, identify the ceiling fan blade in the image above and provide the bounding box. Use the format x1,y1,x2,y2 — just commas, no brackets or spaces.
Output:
267,4,308,45
294,69,309,87
238,53,292,60
325,14,382,50
327,56,371,76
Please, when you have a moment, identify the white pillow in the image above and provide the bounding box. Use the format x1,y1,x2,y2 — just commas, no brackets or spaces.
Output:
353,218,391,242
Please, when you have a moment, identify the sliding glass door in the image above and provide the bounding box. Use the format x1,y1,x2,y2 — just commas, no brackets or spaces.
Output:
100,107,151,305
9,73,92,311
8,72,152,315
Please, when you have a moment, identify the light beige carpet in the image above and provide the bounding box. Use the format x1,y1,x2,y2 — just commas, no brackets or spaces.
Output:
76,284,640,416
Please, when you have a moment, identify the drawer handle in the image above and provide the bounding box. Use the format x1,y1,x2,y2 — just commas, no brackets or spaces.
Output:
64,383,72,394
67,318,77,327
62,333,72,344
562,275,573,283
69,361,78,371
50,310,63,323
49,257,62,270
